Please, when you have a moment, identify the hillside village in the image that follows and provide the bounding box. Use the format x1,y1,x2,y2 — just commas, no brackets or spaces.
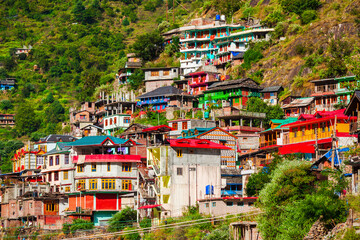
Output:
1,1,360,239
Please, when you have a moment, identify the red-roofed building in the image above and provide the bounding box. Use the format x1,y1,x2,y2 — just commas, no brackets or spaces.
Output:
65,136,142,226
279,109,357,160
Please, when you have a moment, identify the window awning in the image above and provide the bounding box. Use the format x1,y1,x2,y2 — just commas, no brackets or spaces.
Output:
138,204,161,209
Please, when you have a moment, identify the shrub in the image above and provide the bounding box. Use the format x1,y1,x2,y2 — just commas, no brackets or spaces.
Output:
108,207,137,232
295,43,306,55
280,0,321,15
272,22,286,39
263,8,285,27
289,24,302,34
301,10,317,24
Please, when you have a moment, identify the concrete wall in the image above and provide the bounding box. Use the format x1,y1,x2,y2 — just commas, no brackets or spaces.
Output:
199,199,257,216
145,80,174,93
104,114,131,131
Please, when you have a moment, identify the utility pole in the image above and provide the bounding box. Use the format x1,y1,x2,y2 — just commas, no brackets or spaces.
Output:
331,115,337,169
315,127,318,160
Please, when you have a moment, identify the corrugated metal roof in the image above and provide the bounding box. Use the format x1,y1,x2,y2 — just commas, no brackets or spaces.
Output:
282,97,314,108
66,136,132,147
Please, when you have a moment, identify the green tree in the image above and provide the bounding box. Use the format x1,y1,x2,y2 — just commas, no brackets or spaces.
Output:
0,100,13,112
280,0,321,15
108,207,137,232
0,140,24,173
257,160,347,240
246,97,284,128
128,69,144,90
45,100,65,123
15,102,40,136
132,31,164,62
72,0,86,22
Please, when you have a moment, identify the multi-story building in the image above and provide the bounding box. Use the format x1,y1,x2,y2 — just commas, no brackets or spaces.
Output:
15,45,32,55
260,86,283,106
179,127,238,168
282,97,315,117
259,118,298,162
178,17,273,74
0,113,15,127
137,86,193,111
69,102,96,136
116,53,142,84
103,113,131,134
41,142,73,194
199,78,262,109
65,136,141,226
311,76,357,111
279,109,357,160
0,169,68,230
0,78,16,90
168,119,216,137
143,67,180,93
146,137,230,218
188,65,219,96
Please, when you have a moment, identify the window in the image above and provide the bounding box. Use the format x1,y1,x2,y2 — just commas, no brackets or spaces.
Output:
29,203,33,208
64,155,69,164
63,171,68,180
237,202,244,206
107,162,111,172
65,187,70,192
122,180,131,190
91,163,97,172
205,203,209,208
48,173,52,181
45,203,58,212
77,180,86,190
177,167,183,175
151,71,159,76
226,202,234,206
102,179,116,190
212,202,216,207
124,117,130,124
105,119,108,126
36,156,43,165
54,172,59,181
114,117,117,124
176,149,183,157
89,179,97,190
77,165,84,173
122,163,132,172
110,118,113,125
49,156,53,166
172,122,178,130
182,121,188,130
55,155,60,165
163,70,170,76
219,140,226,146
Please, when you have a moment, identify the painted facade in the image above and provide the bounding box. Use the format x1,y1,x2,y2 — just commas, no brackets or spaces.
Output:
65,136,141,226
103,114,131,132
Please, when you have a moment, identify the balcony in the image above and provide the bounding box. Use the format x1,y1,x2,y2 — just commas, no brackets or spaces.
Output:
260,140,277,148
136,98,170,106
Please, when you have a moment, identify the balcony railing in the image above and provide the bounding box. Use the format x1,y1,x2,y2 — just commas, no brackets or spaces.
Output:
260,140,277,148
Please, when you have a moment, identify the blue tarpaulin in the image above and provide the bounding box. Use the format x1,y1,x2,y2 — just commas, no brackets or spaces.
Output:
231,51,240,57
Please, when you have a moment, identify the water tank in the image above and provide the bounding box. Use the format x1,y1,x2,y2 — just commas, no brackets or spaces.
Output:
220,15,226,21
205,185,214,195
215,15,220,21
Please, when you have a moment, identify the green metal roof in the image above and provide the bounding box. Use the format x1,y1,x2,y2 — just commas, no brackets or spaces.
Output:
66,136,131,147
261,117,298,133
178,127,215,139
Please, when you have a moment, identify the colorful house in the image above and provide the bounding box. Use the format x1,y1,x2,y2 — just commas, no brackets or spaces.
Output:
311,76,358,111
137,86,193,111
178,17,274,74
259,118,298,162
65,136,141,226
279,109,357,160
199,78,262,109
168,119,216,137
260,86,283,106
116,53,142,84
188,66,219,96
0,78,15,91
103,113,132,133
0,113,15,127
282,97,315,117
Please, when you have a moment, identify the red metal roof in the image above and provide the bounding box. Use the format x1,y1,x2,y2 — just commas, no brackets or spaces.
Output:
142,125,174,132
279,138,332,155
283,109,356,128
138,204,161,209
168,139,231,150
72,154,141,163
